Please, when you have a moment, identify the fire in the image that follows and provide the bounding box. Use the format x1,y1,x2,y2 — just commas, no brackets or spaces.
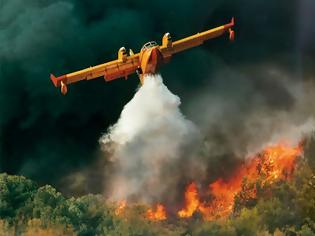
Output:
115,200,126,216
115,200,167,221
146,204,167,221
257,144,303,183
177,182,200,218
177,143,303,220
114,143,303,221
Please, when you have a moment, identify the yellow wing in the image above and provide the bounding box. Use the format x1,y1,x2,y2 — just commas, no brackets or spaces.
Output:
160,18,235,55
51,48,140,95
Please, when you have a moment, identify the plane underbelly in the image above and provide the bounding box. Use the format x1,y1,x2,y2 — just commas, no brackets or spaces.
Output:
140,47,163,75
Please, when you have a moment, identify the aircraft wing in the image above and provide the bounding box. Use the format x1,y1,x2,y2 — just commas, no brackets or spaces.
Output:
51,53,140,95
161,18,235,55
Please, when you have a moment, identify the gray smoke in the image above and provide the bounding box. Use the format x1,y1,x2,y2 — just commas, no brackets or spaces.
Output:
187,65,315,161
99,69,315,205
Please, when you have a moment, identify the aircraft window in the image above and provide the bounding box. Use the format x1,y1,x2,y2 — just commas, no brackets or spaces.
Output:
141,41,158,50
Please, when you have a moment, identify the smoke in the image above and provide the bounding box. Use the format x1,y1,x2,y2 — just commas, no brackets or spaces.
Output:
97,69,315,206
186,65,315,162
0,0,314,192
100,75,201,203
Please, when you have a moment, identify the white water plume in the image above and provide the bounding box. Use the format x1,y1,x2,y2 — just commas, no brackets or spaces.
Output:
99,74,200,202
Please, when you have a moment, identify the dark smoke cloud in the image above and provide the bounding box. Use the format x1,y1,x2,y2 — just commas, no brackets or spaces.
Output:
0,0,314,194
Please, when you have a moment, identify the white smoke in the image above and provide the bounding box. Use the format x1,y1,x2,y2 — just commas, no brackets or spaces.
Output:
100,74,200,203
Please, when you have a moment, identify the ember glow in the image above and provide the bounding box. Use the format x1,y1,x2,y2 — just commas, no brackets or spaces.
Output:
115,200,126,216
115,142,303,221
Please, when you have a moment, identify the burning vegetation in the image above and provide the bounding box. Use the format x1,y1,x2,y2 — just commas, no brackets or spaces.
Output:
117,142,304,222
146,204,167,221
0,137,314,236
177,143,303,220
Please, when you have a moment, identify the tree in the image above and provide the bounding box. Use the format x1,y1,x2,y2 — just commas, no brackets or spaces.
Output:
0,174,37,221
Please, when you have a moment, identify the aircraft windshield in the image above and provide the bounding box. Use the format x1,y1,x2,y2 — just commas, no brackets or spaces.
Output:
141,41,158,50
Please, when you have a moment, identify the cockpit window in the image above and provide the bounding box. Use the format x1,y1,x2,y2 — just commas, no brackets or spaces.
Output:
141,41,158,50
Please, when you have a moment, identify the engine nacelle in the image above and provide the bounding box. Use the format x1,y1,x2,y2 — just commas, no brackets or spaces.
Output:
162,33,172,48
118,47,127,62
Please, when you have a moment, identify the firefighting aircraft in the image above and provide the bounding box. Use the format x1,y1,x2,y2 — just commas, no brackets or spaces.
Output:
50,18,235,95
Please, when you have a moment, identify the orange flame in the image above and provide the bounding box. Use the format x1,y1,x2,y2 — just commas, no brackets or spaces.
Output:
178,143,303,220
146,204,167,221
177,182,200,218
257,144,303,183
115,200,126,216
114,143,303,221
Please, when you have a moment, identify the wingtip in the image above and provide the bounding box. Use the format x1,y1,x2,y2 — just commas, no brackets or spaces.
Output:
50,74,58,87
224,17,235,30
50,74,68,94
